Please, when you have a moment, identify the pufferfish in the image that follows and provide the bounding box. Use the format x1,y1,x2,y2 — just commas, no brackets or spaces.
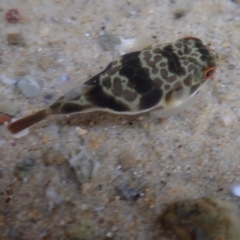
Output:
7,36,219,134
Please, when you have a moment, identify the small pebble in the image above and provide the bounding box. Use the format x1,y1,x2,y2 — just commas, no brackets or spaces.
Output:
231,184,240,197
68,148,94,184
106,232,114,238
17,75,40,98
65,220,94,239
14,158,35,180
161,197,240,240
98,31,120,51
42,149,66,166
37,56,52,71
0,74,17,85
115,184,140,201
7,33,25,46
46,186,62,205
118,150,136,171
222,42,230,48
0,102,18,116
94,206,105,212
75,126,87,136
173,9,186,19
220,106,236,127
60,73,69,82
5,9,20,23
81,204,89,211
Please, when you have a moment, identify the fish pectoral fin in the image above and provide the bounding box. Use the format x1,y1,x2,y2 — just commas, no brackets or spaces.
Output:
165,88,188,108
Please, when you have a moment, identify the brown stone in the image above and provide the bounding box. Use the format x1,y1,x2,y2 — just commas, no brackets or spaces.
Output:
42,149,66,166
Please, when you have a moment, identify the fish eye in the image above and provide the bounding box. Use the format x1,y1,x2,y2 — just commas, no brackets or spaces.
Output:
203,67,215,80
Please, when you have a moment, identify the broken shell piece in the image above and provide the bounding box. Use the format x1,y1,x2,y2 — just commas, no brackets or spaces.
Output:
116,34,152,54
0,102,18,116
231,184,240,197
160,197,240,240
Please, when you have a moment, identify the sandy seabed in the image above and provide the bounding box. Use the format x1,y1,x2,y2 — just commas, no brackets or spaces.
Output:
0,0,240,239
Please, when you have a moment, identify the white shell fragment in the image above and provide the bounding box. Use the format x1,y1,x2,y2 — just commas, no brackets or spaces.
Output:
220,105,237,127
231,184,240,197
116,34,152,54
17,75,41,98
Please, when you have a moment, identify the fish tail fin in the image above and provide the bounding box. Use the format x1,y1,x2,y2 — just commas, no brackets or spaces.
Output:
7,109,51,134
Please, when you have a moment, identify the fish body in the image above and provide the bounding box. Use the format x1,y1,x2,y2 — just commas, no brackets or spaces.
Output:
7,37,219,134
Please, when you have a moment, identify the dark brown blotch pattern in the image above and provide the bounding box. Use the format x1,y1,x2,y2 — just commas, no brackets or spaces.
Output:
160,69,168,79
102,76,112,89
172,81,183,91
119,66,135,79
160,62,167,67
151,67,159,74
161,45,186,76
183,45,192,55
164,84,171,90
153,78,163,87
183,74,192,87
86,85,130,112
143,50,162,68
188,64,198,73
123,90,137,102
112,77,123,96
128,76,153,94
139,88,163,110
167,75,177,83
136,67,150,78
108,65,119,75
165,90,173,103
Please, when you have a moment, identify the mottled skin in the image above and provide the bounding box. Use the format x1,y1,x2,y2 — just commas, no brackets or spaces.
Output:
161,197,240,240
7,37,219,134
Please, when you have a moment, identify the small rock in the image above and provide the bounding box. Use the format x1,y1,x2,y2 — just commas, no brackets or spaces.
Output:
17,75,40,97
46,186,62,205
231,184,240,197
0,74,17,85
75,126,87,136
160,197,240,240
5,9,20,24
60,73,69,82
220,106,236,127
118,150,136,171
68,148,94,184
94,206,105,212
7,33,25,46
173,9,187,19
37,56,52,71
115,184,140,201
14,158,35,180
106,232,114,238
65,220,94,240
0,102,18,116
98,31,120,51
222,42,230,48
42,149,66,166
